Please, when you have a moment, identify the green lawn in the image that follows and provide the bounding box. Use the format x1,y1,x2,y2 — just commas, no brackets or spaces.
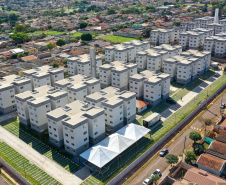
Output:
0,142,61,185
27,31,66,35
0,117,82,174
82,74,226,185
0,7,20,13
71,32,83,37
100,35,138,43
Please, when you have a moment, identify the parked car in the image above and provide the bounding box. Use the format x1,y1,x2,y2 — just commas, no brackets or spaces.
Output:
214,73,220,77
159,148,169,157
221,103,226,109
166,98,176,104
151,169,161,177
143,177,152,185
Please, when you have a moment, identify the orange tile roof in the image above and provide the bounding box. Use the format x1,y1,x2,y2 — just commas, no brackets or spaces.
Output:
70,50,85,56
197,154,226,172
184,167,226,185
21,55,37,62
220,120,226,127
209,140,226,155
136,100,149,108
219,130,226,139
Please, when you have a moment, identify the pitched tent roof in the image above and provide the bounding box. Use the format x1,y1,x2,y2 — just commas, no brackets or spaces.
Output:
100,133,135,153
116,123,150,141
81,146,118,168
80,123,150,168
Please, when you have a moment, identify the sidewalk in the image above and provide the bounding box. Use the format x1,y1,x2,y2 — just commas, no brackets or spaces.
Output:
161,75,217,121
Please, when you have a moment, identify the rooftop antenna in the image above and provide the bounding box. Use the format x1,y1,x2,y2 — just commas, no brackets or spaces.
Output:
214,8,219,24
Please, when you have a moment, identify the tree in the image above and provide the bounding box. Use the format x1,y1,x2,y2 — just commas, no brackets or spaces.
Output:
51,61,59,68
173,22,181,26
48,25,52,30
80,22,88,29
9,32,31,44
17,53,25,58
137,34,143,41
15,24,26,32
56,39,66,46
185,151,196,164
143,28,152,38
107,9,116,15
189,131,202,143
63,59,67,65
75,36,81,41
165,154,179,166
81,33,92,41
46,43,55,50
11,54,18,59
150,174,160,185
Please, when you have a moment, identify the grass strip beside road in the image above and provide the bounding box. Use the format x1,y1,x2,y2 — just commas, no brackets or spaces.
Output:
0,142,61,185
0,170,16,185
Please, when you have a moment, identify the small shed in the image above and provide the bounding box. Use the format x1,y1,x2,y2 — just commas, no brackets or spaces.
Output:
136,100,149,113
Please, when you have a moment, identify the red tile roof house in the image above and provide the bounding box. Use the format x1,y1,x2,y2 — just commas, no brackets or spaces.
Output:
136,100,149,113
183,167,226,185
196,153,226,176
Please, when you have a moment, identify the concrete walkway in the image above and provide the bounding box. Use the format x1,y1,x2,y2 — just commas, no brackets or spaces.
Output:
161,75,218,121
0,126,83,185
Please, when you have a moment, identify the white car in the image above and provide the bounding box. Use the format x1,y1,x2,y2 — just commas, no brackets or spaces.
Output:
143,177,151,185
151,169,161,177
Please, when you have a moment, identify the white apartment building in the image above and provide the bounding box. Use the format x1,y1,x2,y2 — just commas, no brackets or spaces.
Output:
55,74,100,102
180,22,199,32
136,49,169,72
180,50,211,74
220,19,226,26
15,85,68,132
105,41,150,63
204,33,226,57
129,70,170,105
153,44,182,58
47,101,105,153
123,40,150,53
179,28,214,50
23,65,64,89
67,54,102,77
135,44,181,73
164,54,203,84
99,61,137,90
86,87,136,133
0,75,32,114
194,16,214,29
207,23,226,35
150,29,180,46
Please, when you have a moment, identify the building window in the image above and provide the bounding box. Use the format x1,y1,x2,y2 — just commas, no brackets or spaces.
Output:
84,131,87,135
84,137,87,141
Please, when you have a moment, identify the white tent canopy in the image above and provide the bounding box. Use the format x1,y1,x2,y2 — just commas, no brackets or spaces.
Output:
80,123,150,168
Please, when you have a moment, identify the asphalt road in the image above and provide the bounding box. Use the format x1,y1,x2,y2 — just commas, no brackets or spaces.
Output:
0,176,8,185
120,91,226,185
